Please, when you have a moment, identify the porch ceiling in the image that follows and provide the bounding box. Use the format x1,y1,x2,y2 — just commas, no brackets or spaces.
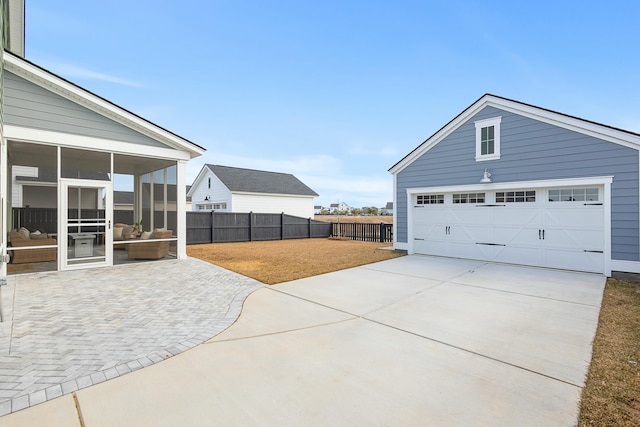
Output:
7,140,176,176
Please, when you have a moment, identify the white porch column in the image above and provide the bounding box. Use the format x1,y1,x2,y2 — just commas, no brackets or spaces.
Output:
0,136,7,277
176,159,187,260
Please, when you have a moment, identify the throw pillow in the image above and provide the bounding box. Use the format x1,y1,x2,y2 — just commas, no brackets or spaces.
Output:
31,231,48,240
140,231,153,240
18,227,31,240
113,227,123,239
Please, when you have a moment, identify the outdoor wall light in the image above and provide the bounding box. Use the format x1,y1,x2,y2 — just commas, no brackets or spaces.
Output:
204,196,210,201
480,169,492,183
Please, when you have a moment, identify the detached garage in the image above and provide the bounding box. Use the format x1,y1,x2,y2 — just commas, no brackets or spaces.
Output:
389,94,640,276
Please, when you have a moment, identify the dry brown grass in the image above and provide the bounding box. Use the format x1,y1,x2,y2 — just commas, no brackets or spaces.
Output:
579,278,640,426
187,238,404,285
314,215,393,224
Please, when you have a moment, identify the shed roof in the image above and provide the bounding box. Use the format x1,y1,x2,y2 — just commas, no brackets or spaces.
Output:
206,165,318,197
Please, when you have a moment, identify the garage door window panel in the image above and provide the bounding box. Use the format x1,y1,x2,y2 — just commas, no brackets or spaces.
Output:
496,191,536,203
417,194,444,205
548,188,599,202
453,193,485,204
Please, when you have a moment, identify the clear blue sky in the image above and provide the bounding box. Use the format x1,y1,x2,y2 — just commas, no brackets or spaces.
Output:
25,1,640,208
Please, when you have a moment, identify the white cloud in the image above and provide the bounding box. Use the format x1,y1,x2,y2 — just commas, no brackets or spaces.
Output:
348,144,398,157
29,53,143,87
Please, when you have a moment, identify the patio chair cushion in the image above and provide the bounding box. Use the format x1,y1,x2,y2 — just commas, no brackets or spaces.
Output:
114,226,123,239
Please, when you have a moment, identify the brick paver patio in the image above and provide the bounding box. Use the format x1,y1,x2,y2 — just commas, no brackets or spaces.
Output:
0,257,263,415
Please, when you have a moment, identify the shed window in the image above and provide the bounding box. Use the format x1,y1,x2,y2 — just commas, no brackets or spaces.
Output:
475,117,502,161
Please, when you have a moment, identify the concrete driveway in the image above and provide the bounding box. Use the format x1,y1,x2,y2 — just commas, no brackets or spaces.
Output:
1,255,606,426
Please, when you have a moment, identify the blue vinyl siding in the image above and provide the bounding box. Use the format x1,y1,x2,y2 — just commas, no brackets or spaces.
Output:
396,105,640,262
3,71,166,148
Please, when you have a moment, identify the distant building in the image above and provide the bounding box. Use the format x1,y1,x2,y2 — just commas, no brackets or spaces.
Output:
329,202,350,214
188,164,318,218
381,202,394,216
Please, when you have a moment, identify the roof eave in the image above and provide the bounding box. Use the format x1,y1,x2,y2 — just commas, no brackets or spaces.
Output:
389,93,640,175
3,51,205,159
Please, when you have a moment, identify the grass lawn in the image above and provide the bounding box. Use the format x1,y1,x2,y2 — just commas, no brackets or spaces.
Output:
578,277,640,426
187,238,404,285
188,239,639,424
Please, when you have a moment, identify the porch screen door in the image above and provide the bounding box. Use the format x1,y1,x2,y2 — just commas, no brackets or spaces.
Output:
60,180,112,270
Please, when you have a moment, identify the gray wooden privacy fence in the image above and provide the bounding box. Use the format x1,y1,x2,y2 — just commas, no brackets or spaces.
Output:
186,212,333,244
332,222,393,243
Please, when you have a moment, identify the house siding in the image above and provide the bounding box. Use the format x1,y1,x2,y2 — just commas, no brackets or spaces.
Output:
395,105,640,261
3,71,166,147
190,170,232,211
231,193,315,218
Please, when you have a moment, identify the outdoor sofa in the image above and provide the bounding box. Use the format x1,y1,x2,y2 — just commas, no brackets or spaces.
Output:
8,228,57,264
127,229,173,260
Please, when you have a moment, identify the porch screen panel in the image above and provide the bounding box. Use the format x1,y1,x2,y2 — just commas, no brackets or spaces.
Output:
61,148,111,181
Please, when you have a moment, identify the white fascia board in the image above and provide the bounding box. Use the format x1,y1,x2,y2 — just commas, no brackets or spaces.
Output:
3,53,205,158
4,125,191,161
15,180,56,187
231,191,316,199
389,94,640,175
405,175,614,195
187,166,210,196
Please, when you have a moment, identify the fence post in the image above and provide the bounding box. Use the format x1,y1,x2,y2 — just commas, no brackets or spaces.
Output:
249,211,253,242
211,211,215,243
380,222,384,243
308,217,312,239
281,212,284,240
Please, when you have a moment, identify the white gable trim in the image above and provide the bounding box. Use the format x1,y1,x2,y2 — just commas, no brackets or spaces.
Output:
3,52,205,159
187,165,230,197
389,94,640,175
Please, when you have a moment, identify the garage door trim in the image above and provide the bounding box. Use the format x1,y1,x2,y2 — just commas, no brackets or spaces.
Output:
405,175,613,275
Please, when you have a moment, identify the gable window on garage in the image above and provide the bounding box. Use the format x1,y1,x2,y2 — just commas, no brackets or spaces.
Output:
417,194,444,205
548,187,599,202
453,193,485,204
496,190,536,203
474,117,501,161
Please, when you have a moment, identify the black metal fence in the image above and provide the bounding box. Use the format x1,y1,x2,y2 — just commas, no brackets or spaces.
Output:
332,222,393,243
186,211,333,244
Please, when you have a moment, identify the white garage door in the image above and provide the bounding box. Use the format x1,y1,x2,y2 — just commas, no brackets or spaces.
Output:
411,187,604,273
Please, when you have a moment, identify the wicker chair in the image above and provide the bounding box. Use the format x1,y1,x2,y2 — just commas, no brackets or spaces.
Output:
127,229,173,260
9,231,57,264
